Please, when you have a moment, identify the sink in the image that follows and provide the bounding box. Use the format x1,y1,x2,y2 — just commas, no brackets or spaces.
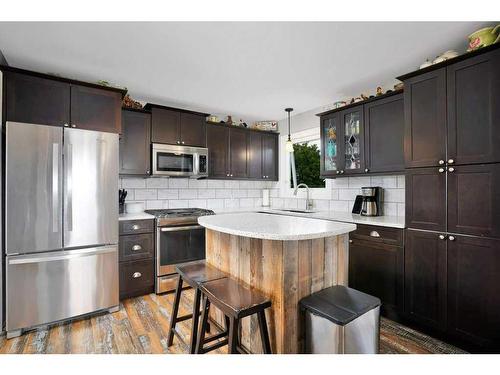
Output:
279,209,317,214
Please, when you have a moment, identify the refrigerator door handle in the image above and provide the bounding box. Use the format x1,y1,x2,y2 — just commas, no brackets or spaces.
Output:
65,143,73,232
52,143,60,233
7,246,116,265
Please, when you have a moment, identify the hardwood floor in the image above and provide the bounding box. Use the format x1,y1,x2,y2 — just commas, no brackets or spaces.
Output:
0,290,466,354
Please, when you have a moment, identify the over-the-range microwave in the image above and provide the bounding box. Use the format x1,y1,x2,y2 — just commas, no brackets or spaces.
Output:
152,143,208,178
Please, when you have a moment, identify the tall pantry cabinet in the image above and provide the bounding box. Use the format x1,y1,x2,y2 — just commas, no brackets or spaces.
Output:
399,44,500,352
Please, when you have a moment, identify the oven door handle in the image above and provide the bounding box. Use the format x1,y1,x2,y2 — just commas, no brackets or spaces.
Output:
160,225,203,232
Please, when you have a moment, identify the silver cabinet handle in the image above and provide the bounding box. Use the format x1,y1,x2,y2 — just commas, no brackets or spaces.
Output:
448,235,456,241
448,159,455,164
71,124,77,128
52,143,60,233
340,170,344,174
438,167,445,173
230,174,233,177
177,141,181,144
132,272,142,279
64,123,69,127
369,231,380,238
448,167,455,173
364,168,369,173
181,141,185,145
132,224,140,230
349,239,353,243
132,245,142,251
438,159,445,165
160,225,203,232
336,171,340,174
438,234,447,240
226,173,230,177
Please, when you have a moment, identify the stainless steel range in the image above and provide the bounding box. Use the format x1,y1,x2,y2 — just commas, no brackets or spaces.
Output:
145,208,215,293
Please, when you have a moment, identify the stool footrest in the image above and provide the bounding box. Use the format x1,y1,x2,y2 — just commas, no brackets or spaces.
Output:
200,339,229,354
203,330,228,344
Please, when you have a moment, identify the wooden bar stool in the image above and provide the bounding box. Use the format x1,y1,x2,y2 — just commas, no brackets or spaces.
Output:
196,277,272,354
167,260,228,353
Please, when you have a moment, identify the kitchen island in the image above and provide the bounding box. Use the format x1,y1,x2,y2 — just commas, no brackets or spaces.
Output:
198,212,356,354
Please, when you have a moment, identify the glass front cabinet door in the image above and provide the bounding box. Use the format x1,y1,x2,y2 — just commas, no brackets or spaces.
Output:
320,113,343,176
340,107,365,174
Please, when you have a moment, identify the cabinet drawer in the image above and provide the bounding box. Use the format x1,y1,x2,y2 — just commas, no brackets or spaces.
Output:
119,219,154,235
119,259,154,298
350,224,403,246
119,233,154,262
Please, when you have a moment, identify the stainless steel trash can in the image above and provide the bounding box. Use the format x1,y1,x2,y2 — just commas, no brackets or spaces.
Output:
300,285,381,354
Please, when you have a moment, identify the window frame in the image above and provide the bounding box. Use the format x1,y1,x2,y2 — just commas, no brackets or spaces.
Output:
279,128,333,200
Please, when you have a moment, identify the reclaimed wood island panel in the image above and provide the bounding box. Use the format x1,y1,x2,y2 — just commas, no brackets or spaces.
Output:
198,212,356,354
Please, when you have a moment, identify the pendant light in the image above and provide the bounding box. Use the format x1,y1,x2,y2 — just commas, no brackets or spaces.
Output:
285,107,294,153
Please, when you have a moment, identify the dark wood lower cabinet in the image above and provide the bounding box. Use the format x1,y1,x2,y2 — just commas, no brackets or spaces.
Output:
447,235,500,351
404,229,447,332
349,238,404,319
119,219,155,300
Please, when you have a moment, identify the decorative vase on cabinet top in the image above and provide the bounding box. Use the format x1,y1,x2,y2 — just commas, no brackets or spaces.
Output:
467,25,500,51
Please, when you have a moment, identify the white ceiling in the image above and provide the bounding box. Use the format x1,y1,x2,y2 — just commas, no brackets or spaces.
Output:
0,22,487,121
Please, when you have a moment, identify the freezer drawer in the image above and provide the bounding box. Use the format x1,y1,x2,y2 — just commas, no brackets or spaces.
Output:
6,245,119,332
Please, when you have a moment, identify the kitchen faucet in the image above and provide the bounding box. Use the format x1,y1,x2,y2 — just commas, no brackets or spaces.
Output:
293,183,313,210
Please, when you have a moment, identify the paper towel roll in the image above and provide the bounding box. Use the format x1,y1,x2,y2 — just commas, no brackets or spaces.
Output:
262,189,270,207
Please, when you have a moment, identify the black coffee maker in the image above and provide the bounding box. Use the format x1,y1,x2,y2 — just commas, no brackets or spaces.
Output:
360,187,383,216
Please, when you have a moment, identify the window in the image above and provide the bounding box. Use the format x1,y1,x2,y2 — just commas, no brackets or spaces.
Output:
290,138,325,188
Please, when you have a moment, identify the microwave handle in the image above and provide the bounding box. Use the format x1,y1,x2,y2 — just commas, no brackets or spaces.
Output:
194,153,200,175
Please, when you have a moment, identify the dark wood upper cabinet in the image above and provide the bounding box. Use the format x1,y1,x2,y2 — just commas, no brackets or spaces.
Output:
262,133,278,180
404,229,447,332
207,125,230,178
447,235,500,351
228,127,248,178
447,48,500,165
180,112,206,147
150,107,180,145
349,237,404,319
120,109,151,176
5,71,70,127
447,164,500,238
318,91,404,177
148,104,208,147
70,85,121,133
320,112,343,177
248,131,263,179
403,68,447,168
339,106,365,174
406,167,446,232
364,93,405,173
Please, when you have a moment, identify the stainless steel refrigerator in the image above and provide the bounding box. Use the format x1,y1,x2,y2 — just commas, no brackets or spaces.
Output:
4,121,119,338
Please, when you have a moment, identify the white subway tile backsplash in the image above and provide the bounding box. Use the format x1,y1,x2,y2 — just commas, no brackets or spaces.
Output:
207,199,224,209
145,200,164,209
216,189,233,199
224,199,240,209
146,178,169,188
189,179,207,189
348,176,371,188
330,200,349,212
158,189,179,199
247,189,261,198
120,173,406,216
179,189,198,199
232,189,248,198
339,188,359,201
169,179,189,188
207,180,225,188
168,199,189,209
198,189,216,199
224,180,240,189
188,199,207,208
122,178,146,189
134,189,157,200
